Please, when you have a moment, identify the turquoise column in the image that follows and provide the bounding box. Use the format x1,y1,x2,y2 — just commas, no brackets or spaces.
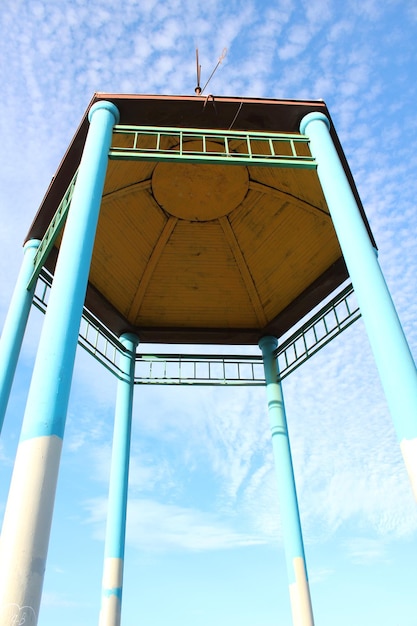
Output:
0,238,40,433
0,101,119,626
99,333,139,626
259,336,314,626
300,112,417,501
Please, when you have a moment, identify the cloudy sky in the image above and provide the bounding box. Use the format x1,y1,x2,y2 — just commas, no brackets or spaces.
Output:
1,1,417,625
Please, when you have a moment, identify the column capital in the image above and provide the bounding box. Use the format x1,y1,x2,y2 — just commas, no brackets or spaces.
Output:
258,335,278,352
300,111,330,135
119,332,140,351
88,100,120,125
23,238,41,252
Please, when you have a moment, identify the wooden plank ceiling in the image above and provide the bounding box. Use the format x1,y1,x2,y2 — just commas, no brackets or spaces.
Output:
85,142,341,341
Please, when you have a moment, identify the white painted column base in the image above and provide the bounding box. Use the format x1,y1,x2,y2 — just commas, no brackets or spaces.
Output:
99,557,124,626
0,436,62,625
289,557,314,626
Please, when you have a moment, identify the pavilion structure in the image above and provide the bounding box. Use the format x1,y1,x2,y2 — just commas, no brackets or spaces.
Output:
0,93,416,626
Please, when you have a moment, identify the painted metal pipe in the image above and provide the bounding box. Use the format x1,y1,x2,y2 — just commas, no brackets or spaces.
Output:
259,336,314,626
300,112,417,501
99,333,139,626
0,101,119,626
0,239,40,433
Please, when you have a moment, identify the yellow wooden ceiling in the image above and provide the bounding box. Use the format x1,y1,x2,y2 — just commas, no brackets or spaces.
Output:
86,139,341,339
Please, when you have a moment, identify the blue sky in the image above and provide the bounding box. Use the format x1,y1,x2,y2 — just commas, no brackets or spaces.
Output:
1,1,417,625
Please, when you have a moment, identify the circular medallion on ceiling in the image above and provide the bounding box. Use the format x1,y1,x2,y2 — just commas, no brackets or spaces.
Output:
152,140,249,221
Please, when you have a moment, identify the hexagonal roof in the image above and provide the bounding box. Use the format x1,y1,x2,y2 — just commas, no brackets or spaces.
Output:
26,94,374,344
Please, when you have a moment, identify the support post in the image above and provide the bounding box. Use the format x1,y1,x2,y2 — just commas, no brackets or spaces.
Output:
300,112,417,501
259,336,314,626
99,333,139,626
0,238,40,433
0,101,119,626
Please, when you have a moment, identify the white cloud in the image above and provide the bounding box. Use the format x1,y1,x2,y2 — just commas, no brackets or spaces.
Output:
85,496,265,552
343,536,388,565
309,566,335,584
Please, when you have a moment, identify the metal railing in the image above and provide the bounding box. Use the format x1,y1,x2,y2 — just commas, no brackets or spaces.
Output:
276,284,360,378
33,269,123,379
134,352,265,386
27,171,79,290
109,125,316,169
32,271,360,386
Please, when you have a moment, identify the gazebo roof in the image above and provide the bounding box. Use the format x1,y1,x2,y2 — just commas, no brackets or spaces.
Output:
26,93,374,344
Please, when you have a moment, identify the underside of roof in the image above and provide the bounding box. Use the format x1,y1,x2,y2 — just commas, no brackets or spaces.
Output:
26,94,373,345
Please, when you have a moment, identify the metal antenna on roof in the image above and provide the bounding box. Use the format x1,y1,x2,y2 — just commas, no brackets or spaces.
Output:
194,47,227,95
195,49,202,95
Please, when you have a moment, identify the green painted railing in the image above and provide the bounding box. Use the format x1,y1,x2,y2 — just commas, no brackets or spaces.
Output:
27,171,78,290
109,125,315,168
33,270,359,386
